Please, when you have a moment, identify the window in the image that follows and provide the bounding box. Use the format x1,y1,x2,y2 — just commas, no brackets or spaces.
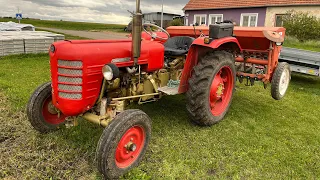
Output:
209,14,223,24
194,14,206,25
240,13,258,27
275,14,288,27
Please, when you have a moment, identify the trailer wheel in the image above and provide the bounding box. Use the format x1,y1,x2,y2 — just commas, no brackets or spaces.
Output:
271,62,291,100
186,51,236,126
96,109,151,179
27,82,67,133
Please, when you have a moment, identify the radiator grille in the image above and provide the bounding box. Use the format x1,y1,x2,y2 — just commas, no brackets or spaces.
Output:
58,68,82,76
58,76,83,84
58,84,82,91
57,60,83,100
58,60,83,68
59,92,82,99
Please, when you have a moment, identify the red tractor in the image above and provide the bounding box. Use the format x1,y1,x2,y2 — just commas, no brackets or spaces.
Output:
27,0,290,179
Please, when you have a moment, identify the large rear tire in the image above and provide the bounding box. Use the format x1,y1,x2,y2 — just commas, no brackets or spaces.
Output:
186,51,236,126
27,82,66,133
96,109,152,179
271,62,291,100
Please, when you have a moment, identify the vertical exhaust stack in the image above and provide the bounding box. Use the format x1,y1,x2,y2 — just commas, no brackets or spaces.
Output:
132,0,142,66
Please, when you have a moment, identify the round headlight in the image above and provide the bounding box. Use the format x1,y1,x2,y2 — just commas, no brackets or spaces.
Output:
50,44,55,53
102,65,114,80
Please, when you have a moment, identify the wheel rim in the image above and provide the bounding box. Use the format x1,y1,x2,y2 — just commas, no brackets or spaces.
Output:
115,125,145,169
42,96,66,125
209,66,234,116
279,68,290,96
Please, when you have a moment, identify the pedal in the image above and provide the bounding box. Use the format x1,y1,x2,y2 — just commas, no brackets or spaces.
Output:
158,86,179,95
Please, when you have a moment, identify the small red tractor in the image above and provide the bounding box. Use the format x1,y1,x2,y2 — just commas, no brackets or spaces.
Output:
27,0,290,178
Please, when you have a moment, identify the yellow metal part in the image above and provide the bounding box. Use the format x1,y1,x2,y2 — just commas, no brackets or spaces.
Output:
169,57,184,68
107,78,120,90
142,78,155,101
112,93,160,101
65,117,78,128
116,101,125,113
82,113,111,128
47,101,58,115
204,37,210,44
137,83,144,94
147,75,158,93
169,57,185,80
216,83,224,97
158,69,170,87
98,80,107,103
138,97,158,105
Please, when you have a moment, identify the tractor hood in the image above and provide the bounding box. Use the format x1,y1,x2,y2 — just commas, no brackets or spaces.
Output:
50,39,164,72
49,39,164,116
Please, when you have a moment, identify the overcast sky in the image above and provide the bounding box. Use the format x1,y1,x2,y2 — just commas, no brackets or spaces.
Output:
0,0,189,24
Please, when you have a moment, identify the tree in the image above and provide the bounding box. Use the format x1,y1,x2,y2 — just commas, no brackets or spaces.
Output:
283,10,320,41
168,19,184,26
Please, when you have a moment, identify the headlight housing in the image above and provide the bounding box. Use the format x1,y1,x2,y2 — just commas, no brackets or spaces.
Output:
102,63,120,81
50,44,55,53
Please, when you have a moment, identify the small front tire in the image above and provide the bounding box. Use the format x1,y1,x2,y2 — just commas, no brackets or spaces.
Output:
96,109,152,179
27,82,66,133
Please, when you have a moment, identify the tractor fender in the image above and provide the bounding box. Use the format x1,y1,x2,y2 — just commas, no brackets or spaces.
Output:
193,36,242,51
178,37,242,93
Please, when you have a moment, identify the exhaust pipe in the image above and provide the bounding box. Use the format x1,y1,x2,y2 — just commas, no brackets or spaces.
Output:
132,0,142,66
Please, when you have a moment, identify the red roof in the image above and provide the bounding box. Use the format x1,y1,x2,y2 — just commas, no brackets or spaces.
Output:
184,0,320,10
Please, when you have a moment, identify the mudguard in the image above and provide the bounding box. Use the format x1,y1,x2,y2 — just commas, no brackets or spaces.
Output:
178,37,242,93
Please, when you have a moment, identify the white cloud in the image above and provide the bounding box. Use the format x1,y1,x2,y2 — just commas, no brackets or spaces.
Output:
0,0,188,24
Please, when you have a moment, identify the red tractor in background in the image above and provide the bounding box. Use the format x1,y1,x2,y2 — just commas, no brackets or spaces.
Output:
26,0,291,179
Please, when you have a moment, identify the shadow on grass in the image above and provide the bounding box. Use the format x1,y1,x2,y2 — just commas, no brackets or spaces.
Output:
292,73,320,84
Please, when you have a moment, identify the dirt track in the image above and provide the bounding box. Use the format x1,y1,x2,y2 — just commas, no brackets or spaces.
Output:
37,27,129,40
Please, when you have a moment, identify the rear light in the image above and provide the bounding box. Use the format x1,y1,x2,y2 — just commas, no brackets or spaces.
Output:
204,37,211,44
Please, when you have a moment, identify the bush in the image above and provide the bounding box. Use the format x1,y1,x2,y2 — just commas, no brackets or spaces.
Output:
283,10,320,41
168,19,184,26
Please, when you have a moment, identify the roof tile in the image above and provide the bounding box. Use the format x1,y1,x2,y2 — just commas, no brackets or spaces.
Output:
184,0,320,10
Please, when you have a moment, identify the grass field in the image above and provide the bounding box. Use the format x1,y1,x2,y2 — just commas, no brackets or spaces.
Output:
284,36,320,52
36,28,91,40
0,18,126,32
0,53,319,179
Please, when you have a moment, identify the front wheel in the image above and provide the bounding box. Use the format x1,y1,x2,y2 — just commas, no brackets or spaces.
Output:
96,109,152,179
186,51,236,126
27,82,66,133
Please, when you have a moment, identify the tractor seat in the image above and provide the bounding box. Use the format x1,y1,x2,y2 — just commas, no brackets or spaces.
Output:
164,36,195,56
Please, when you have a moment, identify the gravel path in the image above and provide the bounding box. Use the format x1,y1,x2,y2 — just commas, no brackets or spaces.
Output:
37,27,129,40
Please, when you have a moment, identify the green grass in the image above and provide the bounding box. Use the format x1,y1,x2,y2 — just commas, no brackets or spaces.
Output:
284,36,320,52
0,17,126,32
0,54,320,179
36,28,91,40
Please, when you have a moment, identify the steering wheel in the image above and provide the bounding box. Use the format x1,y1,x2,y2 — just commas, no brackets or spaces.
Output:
142,23,170,41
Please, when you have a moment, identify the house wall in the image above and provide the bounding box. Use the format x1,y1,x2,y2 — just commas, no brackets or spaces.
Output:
265,6,320,27
185,7,266,26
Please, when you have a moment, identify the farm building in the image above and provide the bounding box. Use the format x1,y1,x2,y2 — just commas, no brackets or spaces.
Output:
183,0,320,27
143,12,182,28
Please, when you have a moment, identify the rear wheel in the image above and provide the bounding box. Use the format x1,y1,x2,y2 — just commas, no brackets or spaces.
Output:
271,62,291,100
186,51,236,126
96,109,151,179
27,82,66,133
